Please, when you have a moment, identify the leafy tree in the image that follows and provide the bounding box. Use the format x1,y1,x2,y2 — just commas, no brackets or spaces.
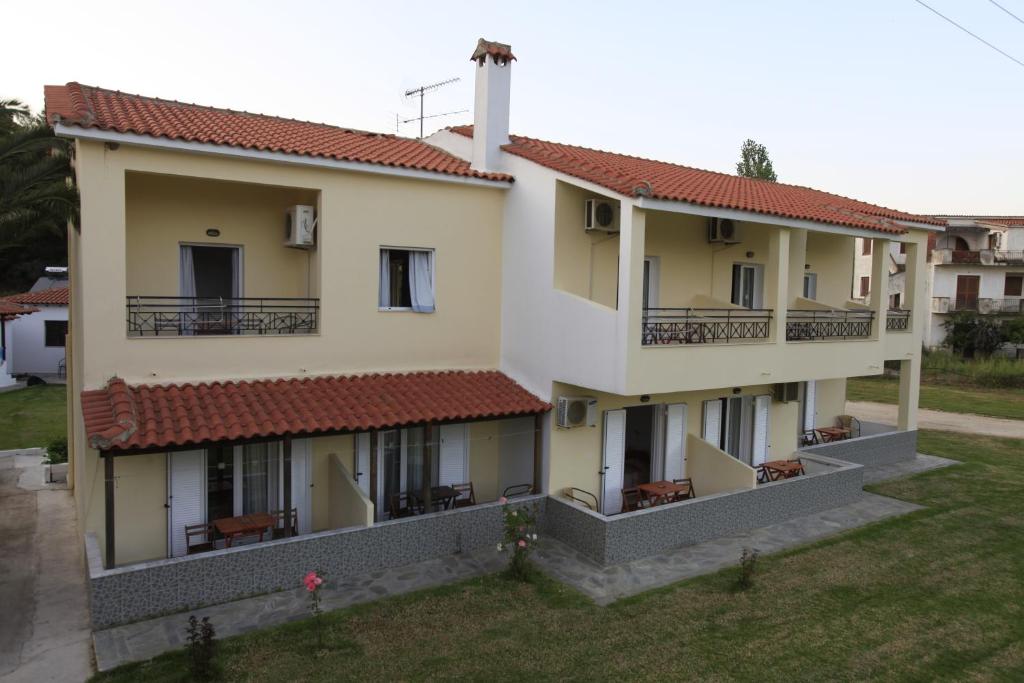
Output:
0,100,76,294
736,138,778,182
1001,317,1024,346
942,311,1005,358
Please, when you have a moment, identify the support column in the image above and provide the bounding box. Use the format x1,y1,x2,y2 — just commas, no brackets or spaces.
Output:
104,454,115,568
423,423,435,513
532,413,543,494
898,356,920,431
787,229,808,301
282,436,293,537
904,240,925,334
766,227,791,343
870,238,889,340
368,431,378,516
616,205,645,393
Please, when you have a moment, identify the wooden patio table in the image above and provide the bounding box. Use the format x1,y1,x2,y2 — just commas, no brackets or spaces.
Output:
212,512,276,547
410,486,461,512
815,427,851,443
637,480,689,506
762,460,805,481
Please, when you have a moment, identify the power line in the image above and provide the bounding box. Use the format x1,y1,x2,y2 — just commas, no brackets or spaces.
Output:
911,0,1024,70
988,0,1024,25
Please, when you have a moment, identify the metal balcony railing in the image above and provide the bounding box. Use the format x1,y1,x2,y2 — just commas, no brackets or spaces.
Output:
886,309,911,331
786,309,874,341
126,296,319,336
641,308,773,345
992,250,1024,265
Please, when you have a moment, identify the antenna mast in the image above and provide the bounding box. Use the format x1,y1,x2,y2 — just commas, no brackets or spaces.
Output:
403,77,461,138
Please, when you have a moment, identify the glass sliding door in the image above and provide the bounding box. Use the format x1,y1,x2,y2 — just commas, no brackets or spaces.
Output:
239,442,279,515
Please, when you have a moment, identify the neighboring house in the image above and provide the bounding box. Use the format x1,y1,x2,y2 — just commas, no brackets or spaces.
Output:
2,282,70,382
46,39,940,628
853,218,1024,349
0,300,39,388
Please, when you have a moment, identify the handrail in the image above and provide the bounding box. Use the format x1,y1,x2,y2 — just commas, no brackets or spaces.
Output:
786,308,874,341
641,307,773,345
563,487,598,512
126,295,320,336
886,309,911,331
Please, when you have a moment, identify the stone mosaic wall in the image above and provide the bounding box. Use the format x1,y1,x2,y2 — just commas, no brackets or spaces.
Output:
801,430,917,466
544,454,863,566
86,495,546,629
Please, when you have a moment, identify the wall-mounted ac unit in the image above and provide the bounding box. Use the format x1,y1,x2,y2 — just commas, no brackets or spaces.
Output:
557,396,598,428
584,199,619,233
285,205,317,248
773,382,799,403
707,217,739,244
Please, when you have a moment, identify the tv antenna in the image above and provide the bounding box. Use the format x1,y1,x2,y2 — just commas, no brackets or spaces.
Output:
402,77,464,138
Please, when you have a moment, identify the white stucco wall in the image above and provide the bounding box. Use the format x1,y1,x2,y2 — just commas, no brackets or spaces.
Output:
5,306,68,376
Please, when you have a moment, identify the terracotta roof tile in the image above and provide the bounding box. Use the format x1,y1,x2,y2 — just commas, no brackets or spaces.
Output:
44,83,513,183
0,300,38,320
4,286,69,306
82,370,549,452
450,126,940,234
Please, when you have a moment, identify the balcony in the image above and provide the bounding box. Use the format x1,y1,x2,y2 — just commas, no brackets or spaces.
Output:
126,296,320,337
641,308,773,345
934,249,1024,266
886,309,911,331
932,297,1024,315
785,309,874,341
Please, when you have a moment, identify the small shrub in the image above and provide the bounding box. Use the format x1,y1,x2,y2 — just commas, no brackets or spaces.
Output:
44,436,68,464
735,548,759,591
497,497,539,581
185,615,216,680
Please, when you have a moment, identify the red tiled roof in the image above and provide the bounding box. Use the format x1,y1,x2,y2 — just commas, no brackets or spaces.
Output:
82,370,550,452
0,300,38,320
451,126,942,234
43,83,512,183
4,286,69,306
936,215,1024,227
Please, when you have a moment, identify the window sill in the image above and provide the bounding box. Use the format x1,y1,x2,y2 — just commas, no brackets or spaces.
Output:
377,307,435,313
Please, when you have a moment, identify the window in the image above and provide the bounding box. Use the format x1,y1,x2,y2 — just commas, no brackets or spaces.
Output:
1006,274,1023,297
899,242,907,255
862,240,872,256
731,263,763,309
859,276,870,298
44,320,67,347
379,248,434,312
802,273,818,300
956,275,980,310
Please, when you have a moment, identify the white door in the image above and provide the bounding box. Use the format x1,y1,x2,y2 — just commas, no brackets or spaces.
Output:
168,449,206,558
803,273,818,300
290,438,312,535
803,380,817,432
702,399,723,448
438,424,469,486
355,433,370,496
753,395,771,466
663,403,688,480
601,409,626,515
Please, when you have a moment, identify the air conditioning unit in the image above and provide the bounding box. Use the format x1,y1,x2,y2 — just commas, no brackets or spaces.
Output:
707,217,739,244
285,205,317,248
773,382,800,403
584,199,619,233
557,396,598,428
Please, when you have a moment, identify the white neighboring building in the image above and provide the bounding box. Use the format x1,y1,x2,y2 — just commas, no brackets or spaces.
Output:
2,283,70,381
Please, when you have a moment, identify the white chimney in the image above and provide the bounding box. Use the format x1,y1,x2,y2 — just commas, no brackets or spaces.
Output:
470,38,514,173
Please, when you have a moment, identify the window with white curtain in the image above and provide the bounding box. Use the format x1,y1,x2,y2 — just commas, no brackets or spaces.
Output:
379,247,435,312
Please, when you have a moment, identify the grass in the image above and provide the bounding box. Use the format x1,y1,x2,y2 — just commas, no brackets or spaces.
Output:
0,385,67,450
93,430,1024,682
848,376,1024,421
921,350,1024,389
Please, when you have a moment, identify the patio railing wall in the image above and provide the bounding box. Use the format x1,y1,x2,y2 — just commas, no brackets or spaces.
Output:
785,309,874,341
126,296,320,336
641,307,772,345
886,309,911,331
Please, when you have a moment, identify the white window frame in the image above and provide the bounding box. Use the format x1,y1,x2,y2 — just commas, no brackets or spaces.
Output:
803,272,818,300
378,246,436,312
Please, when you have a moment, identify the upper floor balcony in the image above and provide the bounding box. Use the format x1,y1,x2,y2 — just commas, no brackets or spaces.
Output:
126,296,319,336
933,249,1024,266
932,296,1024,315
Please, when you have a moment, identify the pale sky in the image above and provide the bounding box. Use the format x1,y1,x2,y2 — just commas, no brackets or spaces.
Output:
7,0,1023,215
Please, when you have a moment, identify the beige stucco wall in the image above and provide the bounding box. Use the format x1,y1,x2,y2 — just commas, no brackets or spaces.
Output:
553,181,619,308
469,421,501,502
813,377,848,430
805,231,856,307
686,434,757,496
327,452,373,529
548,380,799,502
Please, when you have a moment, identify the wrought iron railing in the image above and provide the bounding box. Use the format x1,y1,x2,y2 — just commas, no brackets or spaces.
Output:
886,309,911,331
126,296,319,336
786,309,874,341
641,308,773,345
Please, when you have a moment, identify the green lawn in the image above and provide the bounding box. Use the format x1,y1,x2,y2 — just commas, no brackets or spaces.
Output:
93,430,1024,682
847,376,1024,421
0,385,66,450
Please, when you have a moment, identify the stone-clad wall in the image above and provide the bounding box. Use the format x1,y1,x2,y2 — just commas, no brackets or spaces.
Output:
801,430,917,466
86,495,546,629
544,454,863,566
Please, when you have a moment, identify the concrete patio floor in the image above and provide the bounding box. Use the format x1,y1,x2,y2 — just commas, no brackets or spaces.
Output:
92,453,958,672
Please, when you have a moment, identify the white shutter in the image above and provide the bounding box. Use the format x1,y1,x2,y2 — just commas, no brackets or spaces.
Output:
753,395,771,466
702,399,723,448
355,433,370,496
601,410,626,515
168,449,206,558
438,424,469,486
803,380,817,431
291,438,312,535
663,403,688,480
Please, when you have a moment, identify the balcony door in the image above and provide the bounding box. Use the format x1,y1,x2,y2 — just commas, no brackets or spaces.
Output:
702,396,770,467
731,263,764,309
955,275,980,311
180,244,242,334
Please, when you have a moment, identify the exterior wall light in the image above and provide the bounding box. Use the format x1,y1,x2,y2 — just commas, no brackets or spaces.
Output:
206,229,221,237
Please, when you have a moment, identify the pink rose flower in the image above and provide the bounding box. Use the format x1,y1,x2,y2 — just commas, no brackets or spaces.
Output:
517,539,527,548
499,496,508,504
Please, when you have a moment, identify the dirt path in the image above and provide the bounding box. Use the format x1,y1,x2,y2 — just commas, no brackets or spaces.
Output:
847,401,1024,439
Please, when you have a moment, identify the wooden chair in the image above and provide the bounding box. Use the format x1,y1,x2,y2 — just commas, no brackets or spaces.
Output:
502,483,533,499
836,415,861,439
271,508,299,539
185,523,216,554
799,429,820,447
563,487,598,512
671,478,696,501
452,482,476,508
389,493,416,519
621,487,643,513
